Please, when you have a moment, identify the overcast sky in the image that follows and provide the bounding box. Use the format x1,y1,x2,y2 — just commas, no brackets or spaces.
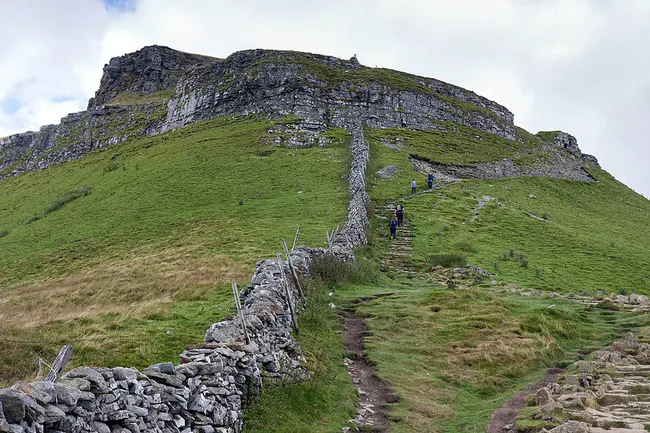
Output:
1,0,648,196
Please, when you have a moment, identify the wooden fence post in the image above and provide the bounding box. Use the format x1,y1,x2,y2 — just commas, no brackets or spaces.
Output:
291,225,301,252
45,344,74,383
281,239,305,300
231,283,251,345
277,253,299,335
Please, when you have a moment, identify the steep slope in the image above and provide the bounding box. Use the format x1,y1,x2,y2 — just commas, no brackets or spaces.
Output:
0,115,350,383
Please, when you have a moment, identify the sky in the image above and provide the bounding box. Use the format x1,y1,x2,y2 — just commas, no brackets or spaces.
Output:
1,0,648,196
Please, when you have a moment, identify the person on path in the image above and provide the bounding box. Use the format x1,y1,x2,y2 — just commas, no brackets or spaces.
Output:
411,178,417,194
396,204,404,226
389,215,399,240
427,173,435,190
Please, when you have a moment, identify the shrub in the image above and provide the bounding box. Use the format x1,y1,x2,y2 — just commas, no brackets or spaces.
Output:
454,242,477,253
44,185,93,215
427,253,467,268
595,300,620,311
103,162,121,174
309,255,379,286
25,215,42,224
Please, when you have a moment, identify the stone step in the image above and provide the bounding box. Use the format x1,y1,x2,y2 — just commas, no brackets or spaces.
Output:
590,428,647,433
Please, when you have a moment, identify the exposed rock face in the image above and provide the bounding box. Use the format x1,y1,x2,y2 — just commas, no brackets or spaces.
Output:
0,105,164,178
536,130,597,166
88,45,214,109
2,45,531,180
161,49,516,138
410,143,597,183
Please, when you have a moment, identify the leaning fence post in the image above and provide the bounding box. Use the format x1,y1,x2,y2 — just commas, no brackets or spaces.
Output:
231,283,251,345
45,344,74,383
281,239,304,300
277,253,299,335
291,225,301,253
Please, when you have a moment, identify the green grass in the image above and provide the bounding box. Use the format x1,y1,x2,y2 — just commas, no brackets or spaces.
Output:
0,115,349,382
364,124,650,293
400,170,650,293
333,281,642,433
365,125,553,203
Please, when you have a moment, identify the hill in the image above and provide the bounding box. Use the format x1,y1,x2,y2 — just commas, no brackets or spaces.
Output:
1,45,649,433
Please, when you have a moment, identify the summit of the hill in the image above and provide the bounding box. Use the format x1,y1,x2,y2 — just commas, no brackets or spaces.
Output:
87,45,216,109
0,45,597,180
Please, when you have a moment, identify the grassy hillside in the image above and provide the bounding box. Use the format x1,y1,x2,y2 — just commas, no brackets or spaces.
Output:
3,106,650,433
0,115,349,383
368,126,650,293
248,125,650,433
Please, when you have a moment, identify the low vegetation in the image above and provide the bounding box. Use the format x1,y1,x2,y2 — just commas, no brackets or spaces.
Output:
332,281,644,432
43,185,93,215
0,115,349,383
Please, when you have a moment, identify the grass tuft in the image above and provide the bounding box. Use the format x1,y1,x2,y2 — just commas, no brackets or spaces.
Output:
310,255,379,286
427,253,467,268
43,185,93,215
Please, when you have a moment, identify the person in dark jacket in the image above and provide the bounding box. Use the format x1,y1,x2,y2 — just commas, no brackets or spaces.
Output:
427,173,435,189
389,215,399,240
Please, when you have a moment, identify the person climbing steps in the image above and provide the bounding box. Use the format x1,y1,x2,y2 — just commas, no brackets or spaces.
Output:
396,204,404,226
389,215,399,240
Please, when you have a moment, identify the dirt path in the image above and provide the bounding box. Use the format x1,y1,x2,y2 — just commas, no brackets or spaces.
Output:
343,311,396,432
486,367,564,433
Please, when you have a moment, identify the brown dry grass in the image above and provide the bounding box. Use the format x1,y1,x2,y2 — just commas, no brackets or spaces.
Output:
0,244,249,328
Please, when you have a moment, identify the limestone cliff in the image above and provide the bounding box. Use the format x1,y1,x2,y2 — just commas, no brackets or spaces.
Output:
0,45,596,179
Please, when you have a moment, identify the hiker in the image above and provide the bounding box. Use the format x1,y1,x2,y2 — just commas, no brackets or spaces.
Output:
427,173,435,190
396,204,404,226
389,215,398,240
411,178,417,194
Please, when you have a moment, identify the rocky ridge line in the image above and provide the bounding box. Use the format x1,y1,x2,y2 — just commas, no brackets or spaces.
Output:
0,45,589,181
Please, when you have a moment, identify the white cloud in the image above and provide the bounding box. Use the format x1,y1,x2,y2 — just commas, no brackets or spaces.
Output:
0,0,648,195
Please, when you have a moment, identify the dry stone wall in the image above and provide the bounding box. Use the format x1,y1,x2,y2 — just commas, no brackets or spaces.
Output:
0,249,311,433
0,119,370,433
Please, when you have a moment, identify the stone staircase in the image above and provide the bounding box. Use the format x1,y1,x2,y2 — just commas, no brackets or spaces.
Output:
377,202,417,276
520,334,650,432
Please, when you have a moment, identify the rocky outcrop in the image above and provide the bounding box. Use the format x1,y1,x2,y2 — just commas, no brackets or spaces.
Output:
516,333,650,432
536,131,598,167
161,49,517,139
88,45,215,109
410,143,598,183
0,104,165,178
